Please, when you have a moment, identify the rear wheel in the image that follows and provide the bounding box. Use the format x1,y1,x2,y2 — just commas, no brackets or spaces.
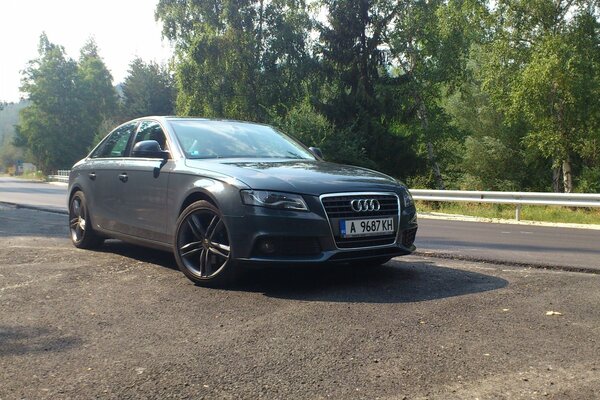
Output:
174,201,237,287
69,191,104,249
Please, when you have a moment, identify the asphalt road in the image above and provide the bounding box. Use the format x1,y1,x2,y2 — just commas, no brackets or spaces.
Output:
416,218,600,272
0,206,599,399
2,177,599,272
0,177,67,213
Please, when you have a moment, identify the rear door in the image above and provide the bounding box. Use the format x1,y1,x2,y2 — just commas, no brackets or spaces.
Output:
86,122,137,233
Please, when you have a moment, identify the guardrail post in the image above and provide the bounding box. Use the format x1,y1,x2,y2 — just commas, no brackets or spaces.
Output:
515,204,522,221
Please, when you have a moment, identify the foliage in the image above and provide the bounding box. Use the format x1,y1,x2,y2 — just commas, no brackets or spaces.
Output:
416,201,600,225
314,0,425,179
122,57,175,119
156,0,314,120
15,35,117,174
480,0,600,192
0,101,29,169
11,2,600,192
269,102,375,168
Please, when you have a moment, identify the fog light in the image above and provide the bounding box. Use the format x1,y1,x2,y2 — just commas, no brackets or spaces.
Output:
258,239,277,254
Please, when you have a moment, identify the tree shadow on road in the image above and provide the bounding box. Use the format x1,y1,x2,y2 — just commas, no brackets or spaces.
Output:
0,325,81,357
0,207,67,238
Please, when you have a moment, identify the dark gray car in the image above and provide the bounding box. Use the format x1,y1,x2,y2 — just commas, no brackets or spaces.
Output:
68,117,418,286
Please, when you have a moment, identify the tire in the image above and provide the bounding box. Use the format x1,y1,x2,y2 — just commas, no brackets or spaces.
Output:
69,191,104,249
174,200,237,287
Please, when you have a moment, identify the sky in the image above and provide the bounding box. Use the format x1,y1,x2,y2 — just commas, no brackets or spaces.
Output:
0,0,173,103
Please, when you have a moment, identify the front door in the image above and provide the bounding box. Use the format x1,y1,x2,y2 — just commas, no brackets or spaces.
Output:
118,120,171,243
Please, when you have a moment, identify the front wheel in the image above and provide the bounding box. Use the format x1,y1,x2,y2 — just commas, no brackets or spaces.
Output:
174,201,237,287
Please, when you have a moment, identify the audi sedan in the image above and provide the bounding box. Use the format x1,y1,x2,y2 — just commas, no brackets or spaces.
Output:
68,117,418,286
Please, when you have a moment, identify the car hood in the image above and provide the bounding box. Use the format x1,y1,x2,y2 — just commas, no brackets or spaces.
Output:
184,159,401,195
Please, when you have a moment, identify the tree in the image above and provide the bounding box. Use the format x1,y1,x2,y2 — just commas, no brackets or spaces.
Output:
387,0,489,189
0,101,29,170
78,39,119,147
315,0,422,179
155,0,313,120
16,34,117,174
121,57,175,118
480,0,600,192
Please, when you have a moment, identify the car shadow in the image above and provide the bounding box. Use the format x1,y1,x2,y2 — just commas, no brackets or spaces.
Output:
234,260,508,303
97,240,180,272
94,241,508,304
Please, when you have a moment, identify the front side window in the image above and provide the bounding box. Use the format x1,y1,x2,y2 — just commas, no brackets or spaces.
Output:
133,121,168,152
91,123,137,158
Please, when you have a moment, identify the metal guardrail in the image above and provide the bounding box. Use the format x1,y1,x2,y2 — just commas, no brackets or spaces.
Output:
44,170,600,221
410,189,600,220
47,170,70,183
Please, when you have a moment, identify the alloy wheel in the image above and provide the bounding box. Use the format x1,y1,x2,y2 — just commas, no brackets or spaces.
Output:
69,195,86,243
177,208,231,279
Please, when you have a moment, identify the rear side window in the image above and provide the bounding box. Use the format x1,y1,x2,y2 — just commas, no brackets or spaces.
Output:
91,123,137,158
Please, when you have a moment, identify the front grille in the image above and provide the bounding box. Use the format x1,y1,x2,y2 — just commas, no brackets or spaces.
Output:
321,193,400,249
336,234,397,249
321,195,399,218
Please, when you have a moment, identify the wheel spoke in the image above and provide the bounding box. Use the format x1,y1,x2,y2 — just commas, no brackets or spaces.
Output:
209,241,230,257
69,218,79,229
208,245,228,259
188,215,206,239
205,215,219,240
71,199,81,217
180,241,202,258
198,248,207,276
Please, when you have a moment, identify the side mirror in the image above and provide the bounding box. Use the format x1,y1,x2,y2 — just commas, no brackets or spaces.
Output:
131,140,169,160
308,147,323,159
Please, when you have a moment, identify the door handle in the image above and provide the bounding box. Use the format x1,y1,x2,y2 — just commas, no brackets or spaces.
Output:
118,173,128,183
88,172,96,180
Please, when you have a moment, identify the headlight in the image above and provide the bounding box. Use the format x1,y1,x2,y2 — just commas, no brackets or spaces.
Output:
240,190,308,211
401,187,414,208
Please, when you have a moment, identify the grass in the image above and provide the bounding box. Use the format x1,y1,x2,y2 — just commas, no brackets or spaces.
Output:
416,201,600,225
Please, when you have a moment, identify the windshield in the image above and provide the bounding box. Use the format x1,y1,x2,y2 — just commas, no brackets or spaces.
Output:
169,120,315,160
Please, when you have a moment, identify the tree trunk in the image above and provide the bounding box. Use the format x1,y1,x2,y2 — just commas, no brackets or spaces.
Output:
562,158,573,193
427,141,445,190
417,99,445,190
552,163,562,193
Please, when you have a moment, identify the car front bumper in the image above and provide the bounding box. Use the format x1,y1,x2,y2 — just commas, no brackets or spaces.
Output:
225,193,418,264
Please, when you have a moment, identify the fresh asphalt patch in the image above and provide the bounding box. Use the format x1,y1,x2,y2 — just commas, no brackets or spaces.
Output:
1,207,599,399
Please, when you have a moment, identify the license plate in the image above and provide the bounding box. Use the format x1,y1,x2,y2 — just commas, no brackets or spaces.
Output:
339,218,394,238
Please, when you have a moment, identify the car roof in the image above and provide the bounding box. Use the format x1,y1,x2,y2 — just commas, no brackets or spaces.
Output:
137,116,273,128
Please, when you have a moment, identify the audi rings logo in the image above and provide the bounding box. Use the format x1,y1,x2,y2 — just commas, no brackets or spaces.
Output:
350,199,381,212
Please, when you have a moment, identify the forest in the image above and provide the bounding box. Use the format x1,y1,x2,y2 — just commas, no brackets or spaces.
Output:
5,0,600,193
